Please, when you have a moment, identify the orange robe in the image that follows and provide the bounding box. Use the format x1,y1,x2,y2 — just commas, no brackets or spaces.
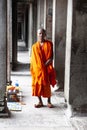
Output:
30,40,56,97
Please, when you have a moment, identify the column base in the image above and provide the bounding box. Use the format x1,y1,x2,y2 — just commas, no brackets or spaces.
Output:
0,96,11,118
65,104,74,118
0,107,11,117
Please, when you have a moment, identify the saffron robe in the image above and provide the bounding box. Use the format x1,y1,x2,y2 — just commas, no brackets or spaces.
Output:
30,40,56,97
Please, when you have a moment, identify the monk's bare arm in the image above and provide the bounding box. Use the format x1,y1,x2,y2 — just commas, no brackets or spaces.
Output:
45,58,53,66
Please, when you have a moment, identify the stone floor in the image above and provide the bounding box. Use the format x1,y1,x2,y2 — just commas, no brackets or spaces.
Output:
0,70,73,130
0,44,87,130
0,70,87,130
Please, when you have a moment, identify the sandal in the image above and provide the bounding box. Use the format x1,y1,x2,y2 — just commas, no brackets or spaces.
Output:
47,103,54,108
34,102,43,108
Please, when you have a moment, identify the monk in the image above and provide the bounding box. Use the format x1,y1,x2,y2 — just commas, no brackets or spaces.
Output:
30,28,56,108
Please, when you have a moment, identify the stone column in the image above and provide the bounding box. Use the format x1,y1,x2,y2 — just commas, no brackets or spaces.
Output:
37,0,44,29
64,0,73,117
37,0,41,29
65,0,87,113
44,0,46,29
0,0,7,99
52,0,67,89
7,0,12,83
24,9,26,43
25,7,28,48
33,0,37,42
52,0,56,66
12,0,17,70
28,2,33,56
64,0,73,102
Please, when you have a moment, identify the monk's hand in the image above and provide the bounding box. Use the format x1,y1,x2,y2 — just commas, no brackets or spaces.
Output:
45,58,52,66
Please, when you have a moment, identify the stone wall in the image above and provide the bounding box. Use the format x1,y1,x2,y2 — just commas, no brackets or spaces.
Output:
69,1,87,108
0,0,6,99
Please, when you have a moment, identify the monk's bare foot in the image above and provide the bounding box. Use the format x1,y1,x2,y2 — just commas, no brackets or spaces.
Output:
47,103,54,108
20,102,26,105
34,102,43,108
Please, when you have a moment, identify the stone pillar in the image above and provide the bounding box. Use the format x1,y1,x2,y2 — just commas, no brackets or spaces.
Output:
46,0,53,41
25,7,28,48
52,0,56,66
37,0,40,29
33,0,37,43
64,0,73,117
44,0,46,29
0,0,7,99
7,0,12,83
28,2,33,56
0,0,9,116
37,0,44,29
52,0,67,89
64,0,73,103
12,0,17,70
24,9,26,43
65,0,87,112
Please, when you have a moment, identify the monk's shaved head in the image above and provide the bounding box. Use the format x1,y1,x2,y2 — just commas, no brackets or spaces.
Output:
37,28,46,35
37,28,46,42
